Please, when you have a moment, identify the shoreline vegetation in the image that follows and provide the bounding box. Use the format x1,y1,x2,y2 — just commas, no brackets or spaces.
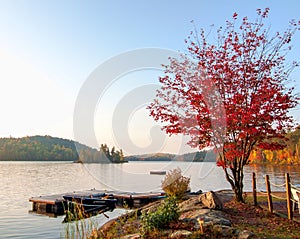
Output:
81,168,300,238
0,127,299,165
86,190,300,239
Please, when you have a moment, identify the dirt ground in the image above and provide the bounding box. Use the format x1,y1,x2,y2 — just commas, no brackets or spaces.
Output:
224,197,300,239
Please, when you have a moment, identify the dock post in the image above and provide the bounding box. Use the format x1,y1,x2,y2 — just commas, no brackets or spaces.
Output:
252,172,257,206
32,201,37,211
285,173,293,220
265,174,273,213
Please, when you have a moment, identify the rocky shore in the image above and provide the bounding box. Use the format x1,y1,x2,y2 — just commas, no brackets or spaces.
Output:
94,190,256,239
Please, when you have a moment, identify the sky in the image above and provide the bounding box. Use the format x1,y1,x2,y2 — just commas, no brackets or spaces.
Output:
0,0,300,155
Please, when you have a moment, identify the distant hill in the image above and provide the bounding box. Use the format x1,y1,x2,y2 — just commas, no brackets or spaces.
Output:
125,153,176,162
125,150,216,162
2,126,299,164
0,135,216,163
0,135,127,163
0,135,90,161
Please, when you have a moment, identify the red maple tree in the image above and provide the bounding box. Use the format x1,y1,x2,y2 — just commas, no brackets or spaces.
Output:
148,8,299,202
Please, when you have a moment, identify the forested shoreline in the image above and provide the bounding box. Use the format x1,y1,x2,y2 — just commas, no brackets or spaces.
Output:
0,127,299,164
249,126,300,165
0,136,126,163
0,135,82,161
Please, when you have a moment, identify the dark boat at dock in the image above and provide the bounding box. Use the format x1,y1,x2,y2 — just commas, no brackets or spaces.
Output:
29,189,165,221
62,194,117,221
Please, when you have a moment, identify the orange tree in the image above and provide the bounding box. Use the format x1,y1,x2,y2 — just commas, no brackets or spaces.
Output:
148,9,299,202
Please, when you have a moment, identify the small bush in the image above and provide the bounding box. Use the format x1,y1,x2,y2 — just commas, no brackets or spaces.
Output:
141,196,179,234
161,168,190,199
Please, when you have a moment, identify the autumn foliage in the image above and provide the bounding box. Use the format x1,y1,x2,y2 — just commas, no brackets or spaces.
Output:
249,126,300,165
148,8,299,202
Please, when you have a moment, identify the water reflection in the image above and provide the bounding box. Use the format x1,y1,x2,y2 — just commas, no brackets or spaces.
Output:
244,164,300,191
0,161,299,238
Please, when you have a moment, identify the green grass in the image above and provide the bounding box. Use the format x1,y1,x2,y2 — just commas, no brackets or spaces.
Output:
62,201,101,239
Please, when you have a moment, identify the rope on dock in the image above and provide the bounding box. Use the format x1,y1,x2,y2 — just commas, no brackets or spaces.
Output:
259,190,268,195
270,193,286,201
259,190,286,201
290,183,300,189
269,181,286,188
253,173,300,221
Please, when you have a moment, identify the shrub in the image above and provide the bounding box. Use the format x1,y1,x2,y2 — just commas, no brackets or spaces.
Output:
141,196,179,234
161,168,190,199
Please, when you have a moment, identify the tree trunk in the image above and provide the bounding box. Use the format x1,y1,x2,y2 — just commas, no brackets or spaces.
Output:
232,166,244,202
233,184,244,202
223,164,245,203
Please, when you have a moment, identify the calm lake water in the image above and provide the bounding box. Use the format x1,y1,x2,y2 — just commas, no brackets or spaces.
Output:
0,161,299,239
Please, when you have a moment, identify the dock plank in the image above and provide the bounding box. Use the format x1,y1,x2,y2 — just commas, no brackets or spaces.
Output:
29,189,165,217
29,194,64,205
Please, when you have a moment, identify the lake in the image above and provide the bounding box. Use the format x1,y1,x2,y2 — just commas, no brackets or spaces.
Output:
0,161,299,239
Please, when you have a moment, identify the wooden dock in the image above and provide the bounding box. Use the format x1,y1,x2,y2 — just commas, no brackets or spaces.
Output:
29,193,65,216
29,189,165,217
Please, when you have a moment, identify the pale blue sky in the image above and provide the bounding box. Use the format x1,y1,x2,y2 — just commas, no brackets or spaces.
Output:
0,0,299,154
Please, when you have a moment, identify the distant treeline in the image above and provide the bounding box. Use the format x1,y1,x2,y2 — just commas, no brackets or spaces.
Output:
2,126,299,164
77,143,126,164
0,135,80,161
0,136,125,163
0,135,217,163
249,126,300,165
126,150,216,162
125,127,300,165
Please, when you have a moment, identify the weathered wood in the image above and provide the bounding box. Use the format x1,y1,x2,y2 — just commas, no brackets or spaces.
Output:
29,194,64,205
265,174,273,213
252,172,257,206
285,173,293,220
29,189,165,217
29,194,66,215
